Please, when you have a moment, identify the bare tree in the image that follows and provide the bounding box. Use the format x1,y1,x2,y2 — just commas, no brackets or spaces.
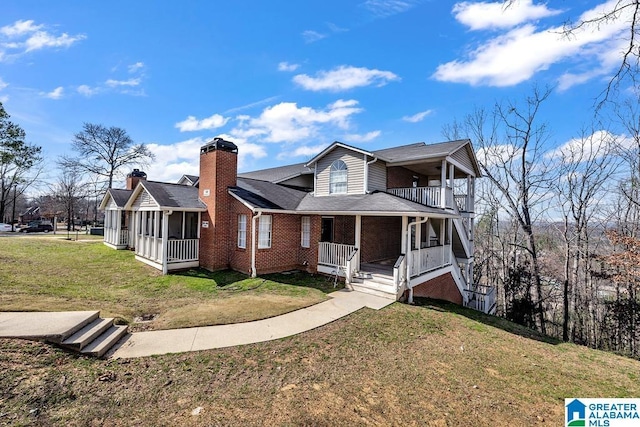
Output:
447,86,554,333
61,123,154,189
53,163,87,231
552,128,620,341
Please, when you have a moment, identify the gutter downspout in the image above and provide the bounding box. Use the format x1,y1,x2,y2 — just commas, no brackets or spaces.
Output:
406,216,429,304
364,156,378,193
251,210,263,278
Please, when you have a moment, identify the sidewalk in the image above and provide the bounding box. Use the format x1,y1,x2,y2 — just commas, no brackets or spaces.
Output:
109,290,393,359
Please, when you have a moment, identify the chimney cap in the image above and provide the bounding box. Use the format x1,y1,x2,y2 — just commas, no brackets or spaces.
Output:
201,137,238,154
128,169,147,178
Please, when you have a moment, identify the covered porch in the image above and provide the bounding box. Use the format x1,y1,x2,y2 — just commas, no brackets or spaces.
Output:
316,214,456,298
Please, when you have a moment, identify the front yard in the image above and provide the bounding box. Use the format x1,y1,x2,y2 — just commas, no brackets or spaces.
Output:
0,236,338,330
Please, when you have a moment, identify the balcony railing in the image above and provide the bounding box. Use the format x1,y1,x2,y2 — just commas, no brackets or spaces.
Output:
388,186,463,210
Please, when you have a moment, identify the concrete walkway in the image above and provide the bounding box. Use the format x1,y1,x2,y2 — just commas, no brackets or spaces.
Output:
109,290,393,359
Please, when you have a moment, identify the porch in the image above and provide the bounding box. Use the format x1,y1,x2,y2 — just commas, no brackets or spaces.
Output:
103,209,128,249
132,210,201,273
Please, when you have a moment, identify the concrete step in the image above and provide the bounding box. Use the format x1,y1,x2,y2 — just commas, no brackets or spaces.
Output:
61,318,115,350
354,272,394,286
81,325,128,358
350,279,397,300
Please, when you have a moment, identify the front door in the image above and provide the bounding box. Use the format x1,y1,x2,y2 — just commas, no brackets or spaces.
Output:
321,217,334,242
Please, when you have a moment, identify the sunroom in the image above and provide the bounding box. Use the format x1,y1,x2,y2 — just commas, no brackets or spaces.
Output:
124,181,206,274
100,188,134,249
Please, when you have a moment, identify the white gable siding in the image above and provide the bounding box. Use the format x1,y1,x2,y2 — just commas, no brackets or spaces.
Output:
132,189,158,209
368,160,387,192
106,198,119,210
315,147,365,196
450,146,475,176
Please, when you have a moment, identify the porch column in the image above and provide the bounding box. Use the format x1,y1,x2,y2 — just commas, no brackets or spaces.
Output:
466,175,472,212
355,215,362,268
162,211,170,275
401,216,408,253
116,210,123,246
440,160,447,208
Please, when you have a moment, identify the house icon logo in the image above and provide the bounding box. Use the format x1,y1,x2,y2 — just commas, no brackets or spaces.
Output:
566,399,586,426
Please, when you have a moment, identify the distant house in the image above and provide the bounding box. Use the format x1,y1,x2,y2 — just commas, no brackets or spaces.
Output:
100,138,495,313
19,206,41,224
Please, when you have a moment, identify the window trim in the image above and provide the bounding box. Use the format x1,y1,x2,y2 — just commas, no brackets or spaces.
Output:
238,214,247,249
301,216,310,248
329,160,348,194
258,215,272,249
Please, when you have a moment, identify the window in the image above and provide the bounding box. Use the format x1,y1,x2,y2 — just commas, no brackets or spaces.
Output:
238,214,247,249
329,160,348,194
258,215,272,249
301,216,310,248
185,212,198,239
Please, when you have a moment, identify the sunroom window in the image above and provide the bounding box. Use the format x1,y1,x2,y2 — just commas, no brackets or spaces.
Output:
329,160,348,194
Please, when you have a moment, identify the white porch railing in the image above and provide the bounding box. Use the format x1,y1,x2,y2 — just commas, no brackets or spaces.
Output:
465,285,496,314
136,235,163,262
408,244,451,277
387,186,441,208
104,227,128,247
318,242,357,268
118,229,129,246
168,238,199,262
393,254,407,291
344,248,359,285
454,194,467,211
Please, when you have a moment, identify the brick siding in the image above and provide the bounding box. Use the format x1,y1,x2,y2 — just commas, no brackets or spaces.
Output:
386,166,429,188
411,272,463,304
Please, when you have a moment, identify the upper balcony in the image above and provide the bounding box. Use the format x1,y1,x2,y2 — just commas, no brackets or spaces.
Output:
387,186,471,212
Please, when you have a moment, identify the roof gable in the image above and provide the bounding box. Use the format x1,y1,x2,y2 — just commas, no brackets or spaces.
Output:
305,141,374,167
99,188,133,210
124,181,206,210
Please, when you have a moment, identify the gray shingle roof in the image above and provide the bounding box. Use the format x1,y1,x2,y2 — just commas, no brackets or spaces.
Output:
237,162,313,183
373,140,470,163
295,192,454,216
107,189,133,208
230,178,308,210
142,181,206,210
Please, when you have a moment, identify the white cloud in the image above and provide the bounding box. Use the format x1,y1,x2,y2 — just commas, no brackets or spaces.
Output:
452,0,562,31
0,20,85,60
42,86,64,99
293,65,400,91
224,96,280,114
546,130,621,160
278,61,300,72
302,30,326,43
434,1,630,88
128,62,144,73
105,78,141,87
237,99,364,143
175,114,230,132
342,130,381,143
476,144,522,168
282,144,328,159
77,84,99,97
0,20,43,37
402,109,433,122
362,0,417,17
0,77,8,91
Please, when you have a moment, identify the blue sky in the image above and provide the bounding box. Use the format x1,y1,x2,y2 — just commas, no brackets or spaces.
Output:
0,0,630,185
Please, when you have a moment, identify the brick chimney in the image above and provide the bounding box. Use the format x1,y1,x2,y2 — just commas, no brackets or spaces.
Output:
126,169,147,190
198,137,238,271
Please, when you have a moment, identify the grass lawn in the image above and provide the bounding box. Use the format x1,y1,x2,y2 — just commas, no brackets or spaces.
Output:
1,299,639,426
0,236,338,330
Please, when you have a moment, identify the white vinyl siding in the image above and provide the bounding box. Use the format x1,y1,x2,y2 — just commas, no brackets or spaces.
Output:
368,160,387,192
258,215,272,249
237,214,247,249
301,216,310,248
131,189,157,209
315,147,365,196
450,146,475,176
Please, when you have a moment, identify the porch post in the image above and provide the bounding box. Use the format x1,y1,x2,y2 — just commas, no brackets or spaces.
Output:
440,160,447,208
466,175,472,212
355,215,361,269
162,211,170,275
401,216,408,252
116,210,122,246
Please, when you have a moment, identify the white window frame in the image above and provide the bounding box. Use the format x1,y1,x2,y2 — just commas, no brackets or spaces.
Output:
238,214,247,249
329,160,348,194
301,216,310,248
258,215,272,249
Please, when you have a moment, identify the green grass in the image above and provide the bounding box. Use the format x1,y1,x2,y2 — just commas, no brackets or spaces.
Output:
1,300,639,426
0,236,338,329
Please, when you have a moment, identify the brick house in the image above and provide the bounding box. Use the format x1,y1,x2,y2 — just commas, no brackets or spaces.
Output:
100,137,495,313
